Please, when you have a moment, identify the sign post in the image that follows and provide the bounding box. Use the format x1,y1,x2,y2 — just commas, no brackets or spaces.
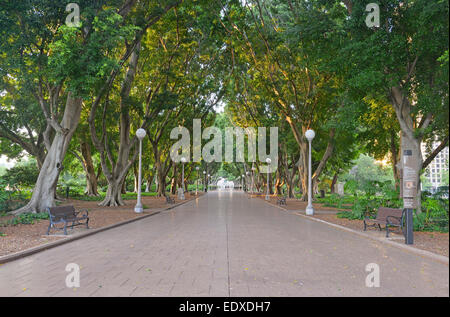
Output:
402,149,416,245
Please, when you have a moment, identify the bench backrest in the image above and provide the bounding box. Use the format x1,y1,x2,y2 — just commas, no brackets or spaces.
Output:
376,207,403,225
47,205,76,221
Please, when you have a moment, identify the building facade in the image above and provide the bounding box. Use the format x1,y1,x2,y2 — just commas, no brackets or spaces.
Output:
421,142,449,192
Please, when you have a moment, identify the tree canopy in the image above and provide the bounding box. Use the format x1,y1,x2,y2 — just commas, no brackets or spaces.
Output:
0,0,448,214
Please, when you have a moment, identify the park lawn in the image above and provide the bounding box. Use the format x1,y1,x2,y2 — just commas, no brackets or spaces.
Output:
255,194,449,258
0,193,201,257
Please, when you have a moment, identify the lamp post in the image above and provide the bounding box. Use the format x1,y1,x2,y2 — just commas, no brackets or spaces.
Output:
265,158,271,200
305,129,315,215
196,166,199,195
134,128,146,213
241,174,245,191
180,157,186,200
208,174,210,191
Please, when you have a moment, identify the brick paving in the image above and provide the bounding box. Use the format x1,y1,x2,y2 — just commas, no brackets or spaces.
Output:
0,190,448,297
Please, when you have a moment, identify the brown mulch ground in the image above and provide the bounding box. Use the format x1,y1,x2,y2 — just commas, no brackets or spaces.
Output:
255,194,449,258
0,193,201,257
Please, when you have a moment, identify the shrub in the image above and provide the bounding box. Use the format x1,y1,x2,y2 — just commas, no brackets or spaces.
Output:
414,197,449,232
1,159,39,189
1,212,49,226
0,178,29,213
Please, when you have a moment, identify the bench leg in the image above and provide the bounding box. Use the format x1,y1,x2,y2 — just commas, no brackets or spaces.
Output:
386,225,390,238
86,218,89,229
46,223,52,235
63,222,68,235
363,221,367,231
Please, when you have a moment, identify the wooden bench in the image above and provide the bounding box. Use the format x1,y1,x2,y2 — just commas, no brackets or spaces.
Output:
364,207,404,237
276,196,287,206
165,195,175,204
46,206,89,235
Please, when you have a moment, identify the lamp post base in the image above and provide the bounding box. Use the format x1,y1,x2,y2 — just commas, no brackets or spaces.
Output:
265,195,270,201
134,204,143,213
306,206,314,216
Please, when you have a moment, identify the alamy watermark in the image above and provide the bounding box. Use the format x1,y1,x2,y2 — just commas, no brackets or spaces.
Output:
65,3,81,27
169,119,278,173
66,2,380,29
365,3,380,28
65,263,80,288
365,263,380,287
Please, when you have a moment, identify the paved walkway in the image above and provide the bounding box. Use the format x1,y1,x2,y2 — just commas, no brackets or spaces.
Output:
0,191,448,296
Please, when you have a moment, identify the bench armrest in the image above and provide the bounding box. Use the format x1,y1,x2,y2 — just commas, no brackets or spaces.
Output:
75,208,89,218
363,212,373,219
363,206,374,218
386,215,402,226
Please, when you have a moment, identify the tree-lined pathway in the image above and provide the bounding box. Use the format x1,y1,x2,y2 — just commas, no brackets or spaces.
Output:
0,191,448,297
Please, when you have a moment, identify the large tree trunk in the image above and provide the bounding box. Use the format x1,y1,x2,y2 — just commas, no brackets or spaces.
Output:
105,178,126,206
145,168,155,192
80,141,99,196
286,116,336,201
94,42,141,207
122,176,127,194
286,167,296,198
101,158,132,207
330,172,339,194
274,165,283,195
156,160,166,197
280,143,296,198
298,163,308,201
390,86,424,213
170,163,178,195
390,130,401,191
12,94,83,214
